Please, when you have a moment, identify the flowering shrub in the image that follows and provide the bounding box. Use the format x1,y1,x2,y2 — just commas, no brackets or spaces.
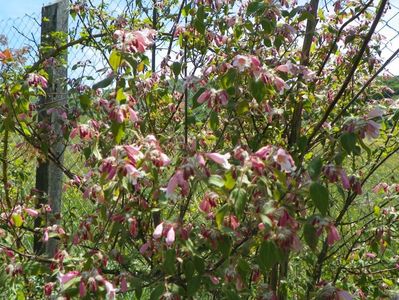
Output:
0,0,399,299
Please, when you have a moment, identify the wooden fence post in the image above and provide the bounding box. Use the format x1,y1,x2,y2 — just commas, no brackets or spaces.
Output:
33,0,68,257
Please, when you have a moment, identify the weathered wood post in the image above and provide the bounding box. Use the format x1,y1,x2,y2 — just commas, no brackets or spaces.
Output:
34,0,68,257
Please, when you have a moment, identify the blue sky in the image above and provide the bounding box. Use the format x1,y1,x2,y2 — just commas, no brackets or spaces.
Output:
0,0,52,19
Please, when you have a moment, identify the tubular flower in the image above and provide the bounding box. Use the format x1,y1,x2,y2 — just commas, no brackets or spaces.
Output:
166,227,175,245
114,28,156,53
58,271,80,285
205,152,231,169
153,222,164,239
273,148,296,173
326,224,340,246
165,170,189,198
27,73,48,89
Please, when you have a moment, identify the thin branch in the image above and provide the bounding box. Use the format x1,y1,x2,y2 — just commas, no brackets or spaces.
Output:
307,0,388,148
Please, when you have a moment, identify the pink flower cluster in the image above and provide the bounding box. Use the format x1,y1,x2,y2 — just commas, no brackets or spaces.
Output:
57,269,117,299
113,28,156,53
110,104,139,124
98,135,170,187
231,54,289,93
27,73,47,89
197,89,228,108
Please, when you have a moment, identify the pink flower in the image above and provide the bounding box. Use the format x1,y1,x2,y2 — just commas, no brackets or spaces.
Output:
273,148,296,173
43,229,49,242
114,29,156,53
79,280,87,297
166,227,175,245
104,280,116,300
123,145,143,163
197,90,212,104
153,222,164,239
124,164,144,184
27,73,48,89
197,90,228,107
338,169,350,190
128,107,139,122
139,242,150,255
205,152,231,169
195,154,206,167
255,145,273,160
274,76,287,92
224,215,240,230
367,107,384,119
218,90,228,105
199,193,218,213
58,271,80,285
372,182,389,193
327,224,340,246
99,157,117,180
166,170,189,198
275,61,296,74
232,55,251,72
44,282,54,296
250,56,261,71
209,275,220,285
337,290,353,300
24,208,39,217
128,217,138,237
120,275,128,293
364,120,380,139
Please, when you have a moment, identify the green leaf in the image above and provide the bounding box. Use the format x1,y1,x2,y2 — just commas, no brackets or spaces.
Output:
216,204,229,229
183,260,195,280
111,121,125,144
237,258,251,278
109,50,122,72
20,122,31,137
12,214,23,227
247,1,266,15
92,74,115,89
16,290,25,300
218,235,232,258
224,172,236,190
236,101,249,115
79,94,92,110
220,69,237,89
187,276,201,297
209,175,224,188
303,221,318,251
150,285,164,300
193,6,206,34
257,240,283,270
172,62,181,78
340,132,357,154
224,290,241,300
116,88,126,102
231,188,247,218
249,78,267,102
374,205,380,217
193,256,204,275
309,182,329,216
308,156,322,180
383,278,394,286
163,249,176,275
260,18,274,34
209,111,219,131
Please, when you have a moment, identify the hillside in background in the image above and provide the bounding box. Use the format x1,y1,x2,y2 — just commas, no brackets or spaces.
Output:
382,75,399,99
